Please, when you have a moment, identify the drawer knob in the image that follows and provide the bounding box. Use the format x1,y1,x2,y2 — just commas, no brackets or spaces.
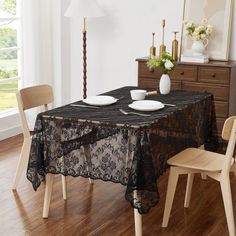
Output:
212,73,216,78
180,71,185,75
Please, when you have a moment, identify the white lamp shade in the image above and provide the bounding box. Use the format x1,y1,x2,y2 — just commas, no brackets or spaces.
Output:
64,0,104,18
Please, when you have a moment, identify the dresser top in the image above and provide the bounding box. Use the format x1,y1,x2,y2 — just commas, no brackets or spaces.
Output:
136,57,236,68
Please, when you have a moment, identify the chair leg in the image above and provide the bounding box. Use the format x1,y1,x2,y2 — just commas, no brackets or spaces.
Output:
184,173,194,208
220,175,235,236
133,190,142,236
12,138,32,190
42,174,54,218
162,167,179,227
134,208,142,236
84,145,94,185
61,175,67,200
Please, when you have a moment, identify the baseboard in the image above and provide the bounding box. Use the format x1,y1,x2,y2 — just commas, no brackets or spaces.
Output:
0,125,22,141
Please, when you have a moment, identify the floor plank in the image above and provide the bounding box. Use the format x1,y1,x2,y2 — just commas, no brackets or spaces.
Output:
0,135,232,235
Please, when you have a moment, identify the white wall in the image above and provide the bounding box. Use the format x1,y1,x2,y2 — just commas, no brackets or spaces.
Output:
230,1,236,59
68,0,236,102
1,0,236,140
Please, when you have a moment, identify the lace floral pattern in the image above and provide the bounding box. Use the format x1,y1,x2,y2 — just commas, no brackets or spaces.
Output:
27,87,218,214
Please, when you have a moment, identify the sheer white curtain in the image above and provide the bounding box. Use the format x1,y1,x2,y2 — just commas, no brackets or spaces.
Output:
21,0,71,125
21,0,70,107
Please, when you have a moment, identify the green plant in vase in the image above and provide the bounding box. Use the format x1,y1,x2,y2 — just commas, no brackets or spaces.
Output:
147,52,176,73
147,52,176,94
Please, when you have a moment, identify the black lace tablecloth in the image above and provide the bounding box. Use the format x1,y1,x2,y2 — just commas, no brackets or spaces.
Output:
27,86,218,214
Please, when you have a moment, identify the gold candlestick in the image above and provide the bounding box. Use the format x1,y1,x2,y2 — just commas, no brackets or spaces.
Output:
159,19,166,58
172,31,179,61
150,33,156,58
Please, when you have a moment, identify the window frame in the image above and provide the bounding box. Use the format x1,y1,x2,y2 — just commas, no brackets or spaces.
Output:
0,0,22,114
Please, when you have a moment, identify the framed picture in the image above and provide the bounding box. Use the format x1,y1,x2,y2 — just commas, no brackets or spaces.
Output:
180,0,234,61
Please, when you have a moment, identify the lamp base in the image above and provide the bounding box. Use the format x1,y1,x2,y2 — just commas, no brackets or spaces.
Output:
83,30,87,99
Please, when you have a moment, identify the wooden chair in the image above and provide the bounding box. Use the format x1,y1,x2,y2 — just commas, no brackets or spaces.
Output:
12,85,67,200
162,116,236,236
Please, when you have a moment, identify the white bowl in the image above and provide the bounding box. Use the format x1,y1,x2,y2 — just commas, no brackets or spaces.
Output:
130,90,147,100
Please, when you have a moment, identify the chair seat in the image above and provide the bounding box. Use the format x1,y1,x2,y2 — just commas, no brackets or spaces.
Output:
167,148,234,172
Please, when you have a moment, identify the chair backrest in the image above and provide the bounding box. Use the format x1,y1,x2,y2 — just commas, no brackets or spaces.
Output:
221,116,236,173
16,85,54,138
18,85,53,110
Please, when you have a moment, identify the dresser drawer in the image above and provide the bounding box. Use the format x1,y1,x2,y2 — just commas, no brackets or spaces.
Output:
182,82,229,101
215,101,228,118
138,78,159,88
198,66,230,84
170,65,197,81
138,62,162,78
171,81,182,90
138,77,181,90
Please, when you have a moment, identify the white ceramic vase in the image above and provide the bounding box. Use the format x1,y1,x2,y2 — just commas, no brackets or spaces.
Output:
159,74,171,95
191,40,208,56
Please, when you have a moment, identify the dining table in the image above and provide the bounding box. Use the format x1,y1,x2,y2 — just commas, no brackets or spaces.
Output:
26,86,218,236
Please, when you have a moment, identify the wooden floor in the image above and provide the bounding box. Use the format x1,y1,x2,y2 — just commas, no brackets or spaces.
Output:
0,135,234,236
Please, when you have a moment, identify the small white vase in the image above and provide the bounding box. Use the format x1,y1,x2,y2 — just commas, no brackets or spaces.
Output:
191,40,208,56
159,74,171,95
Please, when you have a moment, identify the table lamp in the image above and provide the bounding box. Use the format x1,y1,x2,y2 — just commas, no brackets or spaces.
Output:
64,0,104,99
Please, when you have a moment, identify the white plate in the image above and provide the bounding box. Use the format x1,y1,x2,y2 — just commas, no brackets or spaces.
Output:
128,100,164,111
83,95,117,106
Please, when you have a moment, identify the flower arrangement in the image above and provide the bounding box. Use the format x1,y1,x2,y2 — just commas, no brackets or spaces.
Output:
147,52,176,74
184,18,213,42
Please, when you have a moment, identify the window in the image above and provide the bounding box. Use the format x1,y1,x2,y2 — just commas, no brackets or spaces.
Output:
0,0,21,113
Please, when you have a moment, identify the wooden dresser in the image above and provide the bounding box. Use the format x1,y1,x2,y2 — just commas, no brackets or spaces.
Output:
136,57,236,136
